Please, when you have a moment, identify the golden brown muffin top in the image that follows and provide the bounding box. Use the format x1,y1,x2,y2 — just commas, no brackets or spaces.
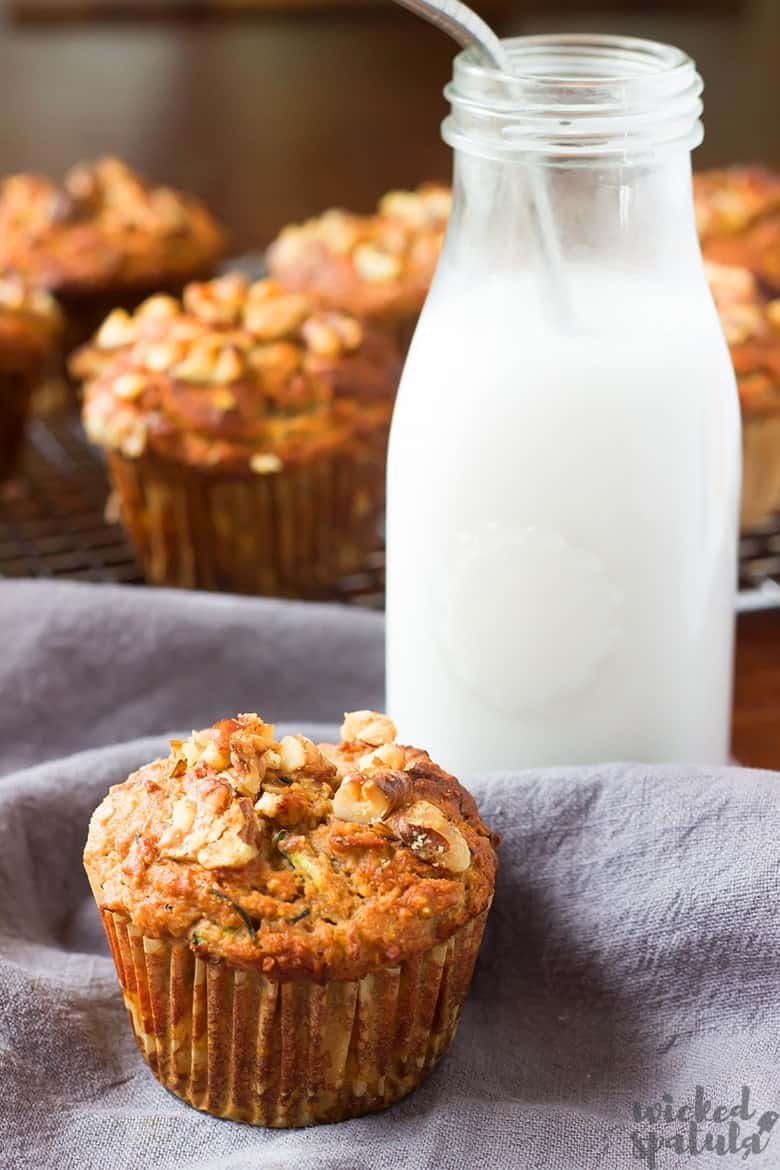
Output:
696,167,780,292
72,274,400,470
0,157,225,295
0,274,61,371
706,261,780,418
266,184,451,323
83,711,498,982
695,166,780,239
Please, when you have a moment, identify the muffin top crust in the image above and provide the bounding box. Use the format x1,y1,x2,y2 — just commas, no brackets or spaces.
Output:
83,711,498,982
695,167,780,238
72,273,400,470
707,261,780,417
0,274,61,371
266,184,451,322
0,157,225,295
695,167,780,291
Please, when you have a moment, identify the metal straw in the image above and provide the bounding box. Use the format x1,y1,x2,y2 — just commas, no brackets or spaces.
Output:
392,0,573,331
393,0,510,72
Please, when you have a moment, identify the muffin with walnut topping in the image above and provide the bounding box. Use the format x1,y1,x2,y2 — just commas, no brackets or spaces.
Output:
695,167,780,294
706,261,780,528
267,184,451,350
83,710,498,1127
70,274,400,596
0,156,225,351
0,275,61,479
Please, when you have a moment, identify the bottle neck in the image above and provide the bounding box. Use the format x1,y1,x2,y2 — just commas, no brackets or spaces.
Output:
443,147,703,285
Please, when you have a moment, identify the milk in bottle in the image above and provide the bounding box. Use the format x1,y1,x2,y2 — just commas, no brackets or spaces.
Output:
385,35,740,774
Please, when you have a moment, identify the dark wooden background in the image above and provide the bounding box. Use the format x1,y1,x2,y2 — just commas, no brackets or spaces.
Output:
1,0,779,250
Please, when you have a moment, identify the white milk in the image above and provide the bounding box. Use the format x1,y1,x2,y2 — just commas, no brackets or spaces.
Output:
385,266,740,775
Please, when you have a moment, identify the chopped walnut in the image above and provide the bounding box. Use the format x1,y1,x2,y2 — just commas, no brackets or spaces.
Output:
113,373,148,401
379,186,452,229
229,726,274,798
138,340,184,372
95,308,136,350
212,344,245,384
158,782,259,870
171,335,223,383
388,800,471,873
77,272,368,419
332,769,412,824
358,741,406,772
184,276,246,326
378,190,429,228
242,292,309,340
278,735,337,785
316,209,361,255
340,710,397,747
353,243,402,283
300,317,342,357
136,294,181,321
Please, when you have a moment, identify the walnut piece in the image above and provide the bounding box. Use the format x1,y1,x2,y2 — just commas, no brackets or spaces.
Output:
332,769,411,824
352,243,402,283
340,710,397,747
96,308,136,350
358,741,406,772
388,800,471,873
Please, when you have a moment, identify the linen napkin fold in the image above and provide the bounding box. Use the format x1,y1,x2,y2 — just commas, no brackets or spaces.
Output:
0,580,778,1170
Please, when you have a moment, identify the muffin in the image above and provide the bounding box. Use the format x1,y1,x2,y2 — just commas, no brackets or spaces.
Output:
0,275,62,479
0,156,225,351
267,184,451,350
706,261,780,528
83,709,498,1127
70,274,400,596
696,167,780,293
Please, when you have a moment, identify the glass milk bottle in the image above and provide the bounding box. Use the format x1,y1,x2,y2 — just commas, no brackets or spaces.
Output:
386,34,740,774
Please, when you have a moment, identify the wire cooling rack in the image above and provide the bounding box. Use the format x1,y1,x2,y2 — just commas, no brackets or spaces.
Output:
1,408,777,611
0,411,142,585
0,409,386,606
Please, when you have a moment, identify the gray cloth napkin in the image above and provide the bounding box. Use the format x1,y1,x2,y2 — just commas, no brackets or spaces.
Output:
1,580,779,1170
0,580,384,775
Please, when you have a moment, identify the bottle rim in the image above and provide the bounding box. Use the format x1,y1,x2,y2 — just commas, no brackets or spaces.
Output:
443,33,704,161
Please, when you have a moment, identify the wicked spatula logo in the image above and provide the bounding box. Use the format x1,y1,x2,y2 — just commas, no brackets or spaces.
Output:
631,1087,778,1166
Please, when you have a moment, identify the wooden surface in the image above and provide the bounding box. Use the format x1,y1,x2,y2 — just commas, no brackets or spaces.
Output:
733,610,780,770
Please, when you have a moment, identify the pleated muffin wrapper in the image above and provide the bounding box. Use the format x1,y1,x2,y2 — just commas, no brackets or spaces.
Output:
106,437,386,598
100,905,490,1127
741,415,780,531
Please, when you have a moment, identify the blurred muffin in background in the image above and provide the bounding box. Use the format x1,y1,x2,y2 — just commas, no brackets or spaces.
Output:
0,157,225,351
706,260,780,529
267,183,451,350
0,276,61,480
70,274,400,596
696,167,780,293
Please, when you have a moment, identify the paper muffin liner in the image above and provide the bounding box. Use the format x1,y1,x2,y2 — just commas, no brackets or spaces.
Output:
106,441,386,597
741,415,780,531
100,906,489,1127
0,364,42,481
